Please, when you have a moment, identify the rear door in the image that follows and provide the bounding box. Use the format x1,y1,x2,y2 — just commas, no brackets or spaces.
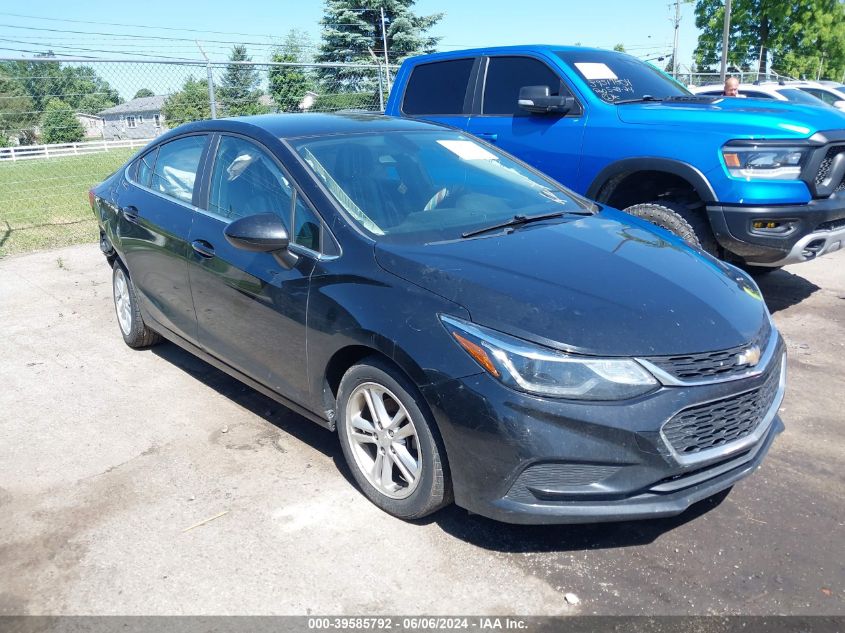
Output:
468,55,587,186
187,133,324,403
398,57,478,132
116,133,209,342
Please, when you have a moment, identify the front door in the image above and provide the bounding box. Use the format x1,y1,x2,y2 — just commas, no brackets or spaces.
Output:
468,55,587,187
187,134,319,403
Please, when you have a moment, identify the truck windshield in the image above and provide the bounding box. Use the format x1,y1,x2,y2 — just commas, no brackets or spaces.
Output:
556,50,690,104
291,130,594,244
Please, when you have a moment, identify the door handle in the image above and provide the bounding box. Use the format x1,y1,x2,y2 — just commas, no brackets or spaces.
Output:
475,133,498,142
121,205,139,224
191,239,215,258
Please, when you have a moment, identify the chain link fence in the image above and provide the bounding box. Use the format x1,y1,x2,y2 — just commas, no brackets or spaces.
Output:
0,57,389,257
680,71,793,87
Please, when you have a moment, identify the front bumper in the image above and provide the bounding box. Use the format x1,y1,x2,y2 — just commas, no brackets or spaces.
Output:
707,195,845,266
422,339,785,525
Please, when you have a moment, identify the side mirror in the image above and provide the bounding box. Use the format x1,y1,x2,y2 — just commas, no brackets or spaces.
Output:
518,85,575,115
224,213,298,268
833,100,845,110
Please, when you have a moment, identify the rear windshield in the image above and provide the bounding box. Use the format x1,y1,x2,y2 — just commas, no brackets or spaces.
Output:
556,50,689,103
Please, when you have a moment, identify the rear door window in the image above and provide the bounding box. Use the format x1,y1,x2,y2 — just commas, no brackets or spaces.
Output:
483,56,572,115
402,58,474,115
150,135,208,204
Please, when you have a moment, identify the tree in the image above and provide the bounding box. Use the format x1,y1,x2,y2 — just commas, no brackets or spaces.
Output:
0,56,120,114
0,70,37,145
134,88,155,99
162,76,212,128
315,0,443,91
269,30,315,112
218,45,265,116
41,99,84,144
694,0,845,79
613,43,626,53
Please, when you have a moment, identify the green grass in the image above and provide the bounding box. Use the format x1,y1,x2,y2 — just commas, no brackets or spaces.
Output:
0,148,135,258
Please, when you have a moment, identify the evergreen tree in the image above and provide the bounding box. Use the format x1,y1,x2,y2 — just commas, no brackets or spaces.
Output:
162,76,212,127
269,30,315,112
694,0,845,79
41,99,84,144
315,0,442,91
218,45,265,116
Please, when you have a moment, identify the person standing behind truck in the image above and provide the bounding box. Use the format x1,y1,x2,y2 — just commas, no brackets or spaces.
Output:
724,76,740,96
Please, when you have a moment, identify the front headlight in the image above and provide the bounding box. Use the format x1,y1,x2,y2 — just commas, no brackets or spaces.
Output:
440,315,658,400
722,143,810,180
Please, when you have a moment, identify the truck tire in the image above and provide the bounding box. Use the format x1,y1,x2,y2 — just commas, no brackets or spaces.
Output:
623,201,719,255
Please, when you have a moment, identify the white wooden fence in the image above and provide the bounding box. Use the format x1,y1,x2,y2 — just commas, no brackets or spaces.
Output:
0,138,155,162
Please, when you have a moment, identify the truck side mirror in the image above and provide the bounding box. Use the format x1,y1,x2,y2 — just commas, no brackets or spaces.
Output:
518,85,575,115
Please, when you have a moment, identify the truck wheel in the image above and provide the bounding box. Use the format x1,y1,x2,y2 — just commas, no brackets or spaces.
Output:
337,357,451,520
623,201,719,255
742,264,782,276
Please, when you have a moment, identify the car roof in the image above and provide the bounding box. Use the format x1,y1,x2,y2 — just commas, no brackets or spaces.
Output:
173,112,441,140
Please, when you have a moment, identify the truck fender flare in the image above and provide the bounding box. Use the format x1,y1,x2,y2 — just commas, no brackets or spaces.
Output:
586,158,718,204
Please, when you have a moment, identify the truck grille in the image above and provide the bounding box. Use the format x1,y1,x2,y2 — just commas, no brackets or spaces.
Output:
662,350,782,457
643,319,771,382
814,145,845,194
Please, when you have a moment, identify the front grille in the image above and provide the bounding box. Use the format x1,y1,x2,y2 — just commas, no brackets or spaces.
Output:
814,145,845,194
814,145,845,184
644,319,771,382
506,463,621,502
817,218,845,231
662,351,782,457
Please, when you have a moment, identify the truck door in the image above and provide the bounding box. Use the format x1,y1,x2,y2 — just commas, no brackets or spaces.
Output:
396,57,478,132
468,55,587,188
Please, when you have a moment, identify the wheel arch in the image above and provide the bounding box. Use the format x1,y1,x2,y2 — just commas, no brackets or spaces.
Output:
587,158,718,207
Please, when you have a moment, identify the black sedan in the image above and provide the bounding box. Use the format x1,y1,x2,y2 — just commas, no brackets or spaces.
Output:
90,113,786,524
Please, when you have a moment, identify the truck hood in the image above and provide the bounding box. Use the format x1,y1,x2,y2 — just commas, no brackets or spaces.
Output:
616,97,845,138
374,209,768,357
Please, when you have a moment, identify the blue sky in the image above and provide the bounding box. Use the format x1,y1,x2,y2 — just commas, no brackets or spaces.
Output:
0,1,702,99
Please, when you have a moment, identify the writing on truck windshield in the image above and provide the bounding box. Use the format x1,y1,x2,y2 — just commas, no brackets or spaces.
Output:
556,50,690,103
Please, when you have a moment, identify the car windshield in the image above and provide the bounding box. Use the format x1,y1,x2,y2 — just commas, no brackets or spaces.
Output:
556,50,690,104
777,88,832,107
291,130,593,243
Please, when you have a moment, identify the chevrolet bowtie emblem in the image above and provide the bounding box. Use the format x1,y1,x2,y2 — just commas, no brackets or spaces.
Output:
737,345,762,367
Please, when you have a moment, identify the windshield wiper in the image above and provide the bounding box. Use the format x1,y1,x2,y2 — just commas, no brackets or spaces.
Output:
614,95,664,105
461,210,590,239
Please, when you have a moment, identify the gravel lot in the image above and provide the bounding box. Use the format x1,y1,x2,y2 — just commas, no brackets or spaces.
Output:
0,244,843,616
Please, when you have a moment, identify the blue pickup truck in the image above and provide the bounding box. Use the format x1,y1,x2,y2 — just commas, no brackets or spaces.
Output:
384,45,845,269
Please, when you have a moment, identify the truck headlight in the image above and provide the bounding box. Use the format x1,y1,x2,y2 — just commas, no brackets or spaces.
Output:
722,144,810,180
440,315,658,400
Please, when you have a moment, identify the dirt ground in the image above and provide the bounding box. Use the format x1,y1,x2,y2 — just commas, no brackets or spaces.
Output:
0,244,843,616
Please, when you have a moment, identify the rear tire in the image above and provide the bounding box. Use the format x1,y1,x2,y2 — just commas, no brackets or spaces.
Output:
336,357,451,520
112,261,161,349
623,201,720,255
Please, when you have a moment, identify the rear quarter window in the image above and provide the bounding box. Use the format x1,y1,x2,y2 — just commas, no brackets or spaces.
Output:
402,58,474,115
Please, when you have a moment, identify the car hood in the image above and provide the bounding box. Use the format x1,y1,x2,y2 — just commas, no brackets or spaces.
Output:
374,209,769,357
616,97,845,138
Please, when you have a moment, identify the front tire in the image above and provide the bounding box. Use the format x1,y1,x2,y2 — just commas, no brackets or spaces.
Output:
336,357,451,520
112,261,161,349
623,201,719,255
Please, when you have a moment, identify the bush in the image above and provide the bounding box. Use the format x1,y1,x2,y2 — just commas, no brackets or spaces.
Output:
41,99,85,144
312,91,380,112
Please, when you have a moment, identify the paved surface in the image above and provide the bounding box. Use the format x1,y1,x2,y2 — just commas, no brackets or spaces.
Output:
0,244,843,616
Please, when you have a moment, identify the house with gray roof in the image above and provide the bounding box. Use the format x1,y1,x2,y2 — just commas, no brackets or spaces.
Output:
98,95,167,140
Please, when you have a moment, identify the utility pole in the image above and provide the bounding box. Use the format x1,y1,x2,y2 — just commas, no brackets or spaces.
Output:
719,0,732,83
381,7,391,91
672,0,681,78
817,53,825,80
195,40,217,119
